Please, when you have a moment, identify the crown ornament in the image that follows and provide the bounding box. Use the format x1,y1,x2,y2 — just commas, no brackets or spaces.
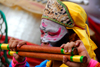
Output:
42,0,75,27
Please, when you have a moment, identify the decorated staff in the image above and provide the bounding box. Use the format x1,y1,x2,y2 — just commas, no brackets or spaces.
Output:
0,44,78,55
0,43,87,63
7,51,87,63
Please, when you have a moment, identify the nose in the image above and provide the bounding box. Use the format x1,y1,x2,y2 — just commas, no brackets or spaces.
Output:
41,35,49,43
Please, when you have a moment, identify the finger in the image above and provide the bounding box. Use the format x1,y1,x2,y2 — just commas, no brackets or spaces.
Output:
9,38,16,42
63,56,67,64
64,43,69,53
75,40,87,55
18,41,27,48
64,42,76,53
75,40,83,47
65,61,80,67
75,40,85,52
60,44,66,48
11,40,19,51
9,38,16,51
63,56,80,67
13,53,20,60
13,53,25,62
9,40,14,51
67,42,76,53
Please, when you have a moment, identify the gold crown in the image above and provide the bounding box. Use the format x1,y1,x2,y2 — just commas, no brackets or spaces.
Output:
42,0,75,27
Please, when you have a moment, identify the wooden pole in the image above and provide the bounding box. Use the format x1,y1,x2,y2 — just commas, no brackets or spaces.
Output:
8,51,87,63
0,44,78,55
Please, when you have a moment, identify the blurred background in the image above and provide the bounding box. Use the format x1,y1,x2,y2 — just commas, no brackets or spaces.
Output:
0,0,100,67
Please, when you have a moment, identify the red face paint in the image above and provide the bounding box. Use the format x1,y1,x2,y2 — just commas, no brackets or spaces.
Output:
40,19,68,43
42,22,47,27
48,27,61,36
40,29,45,37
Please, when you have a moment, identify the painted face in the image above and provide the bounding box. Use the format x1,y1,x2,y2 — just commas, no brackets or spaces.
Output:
40,19,68,46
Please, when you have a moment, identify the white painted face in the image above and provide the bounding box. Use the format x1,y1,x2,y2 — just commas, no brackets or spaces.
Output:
40,19,68,44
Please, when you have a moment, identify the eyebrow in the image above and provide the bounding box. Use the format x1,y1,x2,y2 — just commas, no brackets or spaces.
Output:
40,27,56,32
40,25,61,33
48,27,61,35
45,28,61,34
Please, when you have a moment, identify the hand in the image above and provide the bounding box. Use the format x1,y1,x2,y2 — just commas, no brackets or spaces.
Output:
61,40,91,67
61,41,76,54
9,38,27,62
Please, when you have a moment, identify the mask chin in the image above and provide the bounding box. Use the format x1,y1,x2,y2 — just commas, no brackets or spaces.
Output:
49,33,70,47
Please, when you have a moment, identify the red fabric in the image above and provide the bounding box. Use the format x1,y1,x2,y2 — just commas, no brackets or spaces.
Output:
87,59,98,67
88,17,100,62
88,17,100,46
